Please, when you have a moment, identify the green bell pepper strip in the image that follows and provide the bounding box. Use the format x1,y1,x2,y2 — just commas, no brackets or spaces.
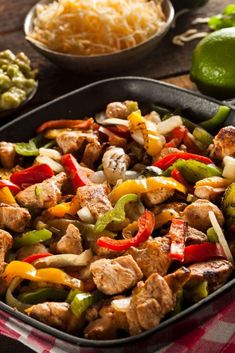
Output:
18,287,68,304
14,229,52,249
222,183,235,225
94,194,138,233
199,105,231,132
184,281,208,303
207,227,219,243
67,289,102,318
168,289,183,317
193,127,213,148
163,159,221,183
15,139,39,157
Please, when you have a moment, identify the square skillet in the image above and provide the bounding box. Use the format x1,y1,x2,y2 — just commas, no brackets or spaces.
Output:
0,77,234,353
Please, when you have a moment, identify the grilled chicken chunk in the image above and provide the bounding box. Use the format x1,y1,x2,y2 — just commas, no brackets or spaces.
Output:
76,184,112,220
127,237,171,277
84,299,129,340
90,255,143,295
0,230,13,274
0,203,31,232
186,259,233,293
0,141,16,169
27,302,83,333
16,172,67,209
142,188,174,208
105,101,129,119
56,224,83,255
56,131,100,155
81,141,102,168
185,226,208,245
210,126,235,160
182,199,224,232
127,268,190,336
16,243,48,261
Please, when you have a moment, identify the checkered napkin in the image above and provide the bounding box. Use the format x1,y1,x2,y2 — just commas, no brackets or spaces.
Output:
1,300,235,353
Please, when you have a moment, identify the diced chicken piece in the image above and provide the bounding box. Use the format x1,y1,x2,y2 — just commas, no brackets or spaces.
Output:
105,102,129,119
90,255,143,295
56,224,83,255
16,172,67,209
127,237,171,277
186,259,233,293
126,273,174,335
142,188,174,207
81,141,102,168
0,141,16,169
84,299,129,340
102,147,130,185
158,147,182,159
27,302,84,333
76,184,112,220
0,203,31,232
127,268,190,336
185,226,208,245
56,131,99,154
16,243,48,261
210,126,235,160
0,230,13,274
153,201,187,215
182,199,224,232
194,185,225,202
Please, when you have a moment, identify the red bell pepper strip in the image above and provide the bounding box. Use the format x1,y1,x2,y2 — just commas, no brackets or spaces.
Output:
0,180,21,194
10,164,54,189
165,126,187,148
36,118,94,133
61,153,90,192
106,125,131,139
153,152,213,170
168,218,187,262
22,253,52,263
97,210,155,251
171,168,194,194
184,242,226,264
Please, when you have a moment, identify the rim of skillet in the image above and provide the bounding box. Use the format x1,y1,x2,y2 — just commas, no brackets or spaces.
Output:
0,76,234,347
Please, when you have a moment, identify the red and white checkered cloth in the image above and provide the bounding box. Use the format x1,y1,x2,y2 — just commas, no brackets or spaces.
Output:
1,301,235,353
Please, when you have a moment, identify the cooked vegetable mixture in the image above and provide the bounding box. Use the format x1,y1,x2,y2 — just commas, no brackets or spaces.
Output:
0,50,37,111
0,100,234,340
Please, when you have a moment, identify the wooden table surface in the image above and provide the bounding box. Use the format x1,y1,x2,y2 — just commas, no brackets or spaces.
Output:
0,0,231,352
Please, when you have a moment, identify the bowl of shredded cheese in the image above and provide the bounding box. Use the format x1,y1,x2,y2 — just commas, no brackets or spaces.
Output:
24,0,174,74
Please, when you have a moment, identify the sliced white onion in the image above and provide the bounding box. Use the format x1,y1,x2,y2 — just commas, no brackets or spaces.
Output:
77,206,95,223
131,130,144,145
222,156,235,181
145,111,161,124
6,277,31,312
89,171,106,184
208,211,234,263
101,118,129,127
34,249,93,268
156,115,183,135
35,155,64,173
124,170,139,180
111,297,131,312
39,148,61,161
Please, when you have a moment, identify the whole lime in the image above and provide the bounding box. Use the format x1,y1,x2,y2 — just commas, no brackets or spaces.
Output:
190,28,235,99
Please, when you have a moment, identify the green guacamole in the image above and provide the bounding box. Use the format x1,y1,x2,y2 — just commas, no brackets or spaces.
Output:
0,49,37,111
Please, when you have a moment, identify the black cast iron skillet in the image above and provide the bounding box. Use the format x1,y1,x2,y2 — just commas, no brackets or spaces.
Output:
0,77,234,353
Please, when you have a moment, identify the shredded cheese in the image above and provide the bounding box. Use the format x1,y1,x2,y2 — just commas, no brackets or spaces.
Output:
28,0,166,56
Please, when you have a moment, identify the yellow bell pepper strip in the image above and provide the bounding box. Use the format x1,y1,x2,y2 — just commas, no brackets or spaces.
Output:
154,209,179,229
195,176,232,188
128,111,163,157
48,202,73,218
3,261,83,290
97,210,155,251
110,177,186,203
94,194,138,233
14,229,52,249
0,186,16,204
